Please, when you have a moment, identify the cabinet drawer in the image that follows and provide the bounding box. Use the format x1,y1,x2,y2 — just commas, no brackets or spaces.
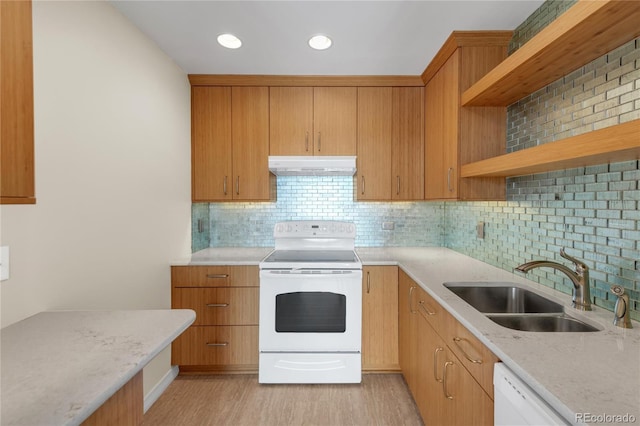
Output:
171,265,259,287
447,317,499,399
172,287,258,325
414,286,448,334
172,326,258,367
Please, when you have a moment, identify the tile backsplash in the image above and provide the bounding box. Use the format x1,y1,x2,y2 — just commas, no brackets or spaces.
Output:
192,0,640,320
444,160,640,321
196,176,444,248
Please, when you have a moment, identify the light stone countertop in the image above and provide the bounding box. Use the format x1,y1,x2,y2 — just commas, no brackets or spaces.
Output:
183,246,640,425
0,309,195,426
173,247,273,265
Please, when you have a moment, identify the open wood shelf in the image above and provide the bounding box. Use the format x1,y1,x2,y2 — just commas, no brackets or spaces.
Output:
461,0,640,107
460,119,640,178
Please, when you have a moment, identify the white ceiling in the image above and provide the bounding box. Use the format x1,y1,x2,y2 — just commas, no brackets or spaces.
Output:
110,0,544,76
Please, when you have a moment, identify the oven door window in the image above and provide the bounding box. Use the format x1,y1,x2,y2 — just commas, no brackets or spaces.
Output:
275,292,346,333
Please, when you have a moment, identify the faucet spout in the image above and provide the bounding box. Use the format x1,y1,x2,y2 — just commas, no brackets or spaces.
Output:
515,249,592,311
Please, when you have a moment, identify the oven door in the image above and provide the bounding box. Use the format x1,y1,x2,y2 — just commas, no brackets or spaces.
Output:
259,269,362,352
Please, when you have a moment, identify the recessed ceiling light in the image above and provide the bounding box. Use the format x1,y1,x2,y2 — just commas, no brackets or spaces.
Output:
217,33,242,49
308,35,332,51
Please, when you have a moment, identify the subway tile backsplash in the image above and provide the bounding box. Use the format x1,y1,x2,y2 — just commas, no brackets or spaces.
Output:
444,160,640,322
193,0,640,320
203,176,444,248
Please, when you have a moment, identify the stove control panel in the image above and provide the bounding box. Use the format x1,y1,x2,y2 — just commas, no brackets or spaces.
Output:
274,221,356,239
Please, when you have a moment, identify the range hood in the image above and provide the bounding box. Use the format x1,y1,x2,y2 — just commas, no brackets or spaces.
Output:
268,156,357,176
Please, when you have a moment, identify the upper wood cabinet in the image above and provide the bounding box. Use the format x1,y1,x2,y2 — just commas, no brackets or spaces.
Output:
191,86,272,202
269,87,314,155
192,87,232,201
270,87,357,156
231,87,271,201
392,87,424,200
356,88,392,200
313,87,357,155
424,33,509,201
357,87,424,201
1,0,35,204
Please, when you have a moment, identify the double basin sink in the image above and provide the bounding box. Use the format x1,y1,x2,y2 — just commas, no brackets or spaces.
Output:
444,283,600,332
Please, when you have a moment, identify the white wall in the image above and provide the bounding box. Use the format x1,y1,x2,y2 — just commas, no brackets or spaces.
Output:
0,0,191,398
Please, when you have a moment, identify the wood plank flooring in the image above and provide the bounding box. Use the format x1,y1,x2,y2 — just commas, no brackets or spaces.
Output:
143,374,423,426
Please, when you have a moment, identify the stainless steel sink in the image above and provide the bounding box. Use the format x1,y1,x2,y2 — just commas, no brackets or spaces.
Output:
444,282,600,332
487,314,599,332
444,283,563,313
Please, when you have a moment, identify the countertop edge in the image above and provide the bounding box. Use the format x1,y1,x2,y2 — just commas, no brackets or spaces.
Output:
73,309,196,425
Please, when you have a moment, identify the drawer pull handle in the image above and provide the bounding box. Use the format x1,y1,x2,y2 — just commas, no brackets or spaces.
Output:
452,337,483,364
433,347,443,383
206,342,229,347
408,286,417,314
443,361,454,400
206,274,229,279
418,300,436,316
206,303,229,308
366,271,371,294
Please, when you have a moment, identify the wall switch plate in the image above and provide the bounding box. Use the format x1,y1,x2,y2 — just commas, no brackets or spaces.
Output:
476,222,485,239
382,222,395,230
1,246,9,281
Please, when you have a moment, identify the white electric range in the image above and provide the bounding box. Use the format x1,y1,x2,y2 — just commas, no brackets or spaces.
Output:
258,220,363,384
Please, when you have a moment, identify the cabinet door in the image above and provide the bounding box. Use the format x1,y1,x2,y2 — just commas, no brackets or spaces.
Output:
191,87,232,201
356,88,392,200
398,270,419,395
231,87,271,200
313,87,357,155
392,87,424,200
362,266,399,370
1,0,35,204
269,87,313,155
416,312,447,425
425,52,460,200
441,348,494,425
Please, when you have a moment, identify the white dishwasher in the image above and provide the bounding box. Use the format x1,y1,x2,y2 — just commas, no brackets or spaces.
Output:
494,363,568,425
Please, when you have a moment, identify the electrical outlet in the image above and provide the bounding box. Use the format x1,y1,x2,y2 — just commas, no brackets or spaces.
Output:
1,246,9,281
382,222,395,230
476,222,485,239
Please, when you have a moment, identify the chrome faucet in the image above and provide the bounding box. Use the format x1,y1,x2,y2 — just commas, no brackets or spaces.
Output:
515,249,592,311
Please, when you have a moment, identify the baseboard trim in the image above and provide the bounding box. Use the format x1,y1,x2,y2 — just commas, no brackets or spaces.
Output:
144,365,179,413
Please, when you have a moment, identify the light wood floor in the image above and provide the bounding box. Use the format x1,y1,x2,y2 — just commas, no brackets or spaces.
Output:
143,374,423,426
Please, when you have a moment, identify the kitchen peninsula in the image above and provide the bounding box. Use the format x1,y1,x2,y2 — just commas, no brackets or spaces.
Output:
0,309,195,426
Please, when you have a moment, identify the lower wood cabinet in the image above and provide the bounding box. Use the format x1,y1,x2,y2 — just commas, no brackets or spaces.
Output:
362,266,399,371
399,270,419,395
171,265,259,372
416,303,493,425
400,273,497,425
